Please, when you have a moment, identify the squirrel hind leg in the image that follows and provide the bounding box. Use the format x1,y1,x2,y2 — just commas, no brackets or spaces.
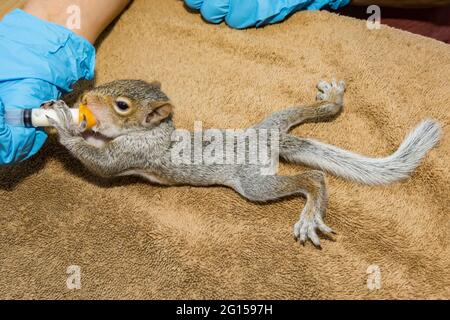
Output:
253,79,345,133
253,102,342,133
230,170,332,248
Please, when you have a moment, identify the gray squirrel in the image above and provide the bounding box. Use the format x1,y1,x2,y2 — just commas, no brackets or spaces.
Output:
44,79,441,248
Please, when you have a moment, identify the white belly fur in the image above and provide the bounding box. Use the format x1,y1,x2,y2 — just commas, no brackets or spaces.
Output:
84,135,108,148
119,169,169,185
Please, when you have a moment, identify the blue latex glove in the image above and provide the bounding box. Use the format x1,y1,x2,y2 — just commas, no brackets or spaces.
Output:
0,9,95,165
185,0,350,28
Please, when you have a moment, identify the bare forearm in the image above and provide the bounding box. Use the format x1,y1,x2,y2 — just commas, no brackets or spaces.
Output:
23,0,131,44
351,0,450,7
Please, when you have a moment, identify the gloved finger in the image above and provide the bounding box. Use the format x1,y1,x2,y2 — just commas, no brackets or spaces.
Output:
329,0,350,10
2,126,47,165
224,0,257,29
307,0,330,10
0,98,5,131
200,0,229,24
185,0,204,10
0,98,13,164
226,0,310,29
0,99,47,165
225,0,350,29
307,0,349,10
0,80,51,165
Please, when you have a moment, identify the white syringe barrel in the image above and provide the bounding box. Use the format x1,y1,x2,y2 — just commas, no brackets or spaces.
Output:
4,108,80,127
30,109,79,127
5,106,96,129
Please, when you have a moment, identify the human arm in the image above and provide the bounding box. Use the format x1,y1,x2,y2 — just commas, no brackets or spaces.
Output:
23,0,131,44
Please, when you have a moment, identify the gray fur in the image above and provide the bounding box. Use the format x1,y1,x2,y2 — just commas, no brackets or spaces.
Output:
280,119,441,185
46,79,441,247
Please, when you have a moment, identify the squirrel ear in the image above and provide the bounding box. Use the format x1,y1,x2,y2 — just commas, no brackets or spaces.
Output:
149,81,162,89
144,101,173,126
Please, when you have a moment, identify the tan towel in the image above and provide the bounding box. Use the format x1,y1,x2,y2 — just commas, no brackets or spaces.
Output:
0,0,448,299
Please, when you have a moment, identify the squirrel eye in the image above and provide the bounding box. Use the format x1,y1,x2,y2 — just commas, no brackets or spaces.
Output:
116,101,129,110
114,98,132,115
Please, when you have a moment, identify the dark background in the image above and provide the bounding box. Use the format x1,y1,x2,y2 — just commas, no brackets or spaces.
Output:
339,5,450,43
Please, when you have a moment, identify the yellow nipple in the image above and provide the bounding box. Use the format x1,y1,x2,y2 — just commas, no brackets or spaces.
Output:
79,103,97,130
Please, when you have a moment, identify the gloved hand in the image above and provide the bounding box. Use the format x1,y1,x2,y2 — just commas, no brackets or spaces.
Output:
185,0,350,28
0,9,95,165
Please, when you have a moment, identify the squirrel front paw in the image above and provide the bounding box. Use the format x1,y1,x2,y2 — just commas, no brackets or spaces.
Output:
44,100,82,137
40,100,59,110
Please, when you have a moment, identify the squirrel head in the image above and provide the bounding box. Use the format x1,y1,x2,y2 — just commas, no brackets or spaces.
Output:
79,79,173,138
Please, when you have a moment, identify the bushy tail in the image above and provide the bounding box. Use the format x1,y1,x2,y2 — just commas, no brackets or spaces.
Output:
281,119,442,185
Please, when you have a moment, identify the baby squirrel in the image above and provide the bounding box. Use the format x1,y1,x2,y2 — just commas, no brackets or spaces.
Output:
44,79,441,248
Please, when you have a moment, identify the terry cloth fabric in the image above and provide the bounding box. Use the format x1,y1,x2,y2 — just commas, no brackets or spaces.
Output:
0,0,448,299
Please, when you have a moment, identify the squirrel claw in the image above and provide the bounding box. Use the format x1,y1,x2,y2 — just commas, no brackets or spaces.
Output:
49,101,81,136
316,79,346,103
293,210,333,248
45,114,59,128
